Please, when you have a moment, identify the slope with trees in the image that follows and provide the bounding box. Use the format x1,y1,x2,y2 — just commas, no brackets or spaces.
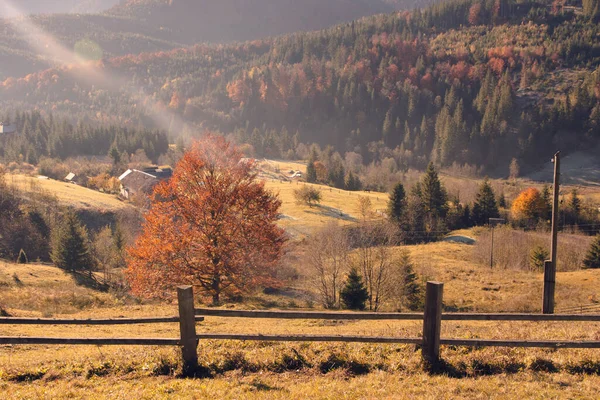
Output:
2,0,600,176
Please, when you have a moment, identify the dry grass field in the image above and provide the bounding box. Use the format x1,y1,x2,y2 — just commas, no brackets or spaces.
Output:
6,174,131,211
2,164,600,398
2,234,600,398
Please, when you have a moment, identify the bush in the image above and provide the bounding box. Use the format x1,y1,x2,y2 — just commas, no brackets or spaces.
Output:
340,268,368,310
17,249,28,264
529,245,549,271
583,235,600,269
294,185,322,207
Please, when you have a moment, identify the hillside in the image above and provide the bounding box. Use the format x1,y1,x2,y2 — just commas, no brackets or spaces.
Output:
1,0,600,177
108,0,396,43
0,0,119,17
0,0,429,80
2,235,600,398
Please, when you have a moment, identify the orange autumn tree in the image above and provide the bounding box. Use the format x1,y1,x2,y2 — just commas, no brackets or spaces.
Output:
511,187,547,222
126,135,286,304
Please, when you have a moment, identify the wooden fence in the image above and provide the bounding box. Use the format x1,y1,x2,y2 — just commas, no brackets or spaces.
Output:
1,283,600,375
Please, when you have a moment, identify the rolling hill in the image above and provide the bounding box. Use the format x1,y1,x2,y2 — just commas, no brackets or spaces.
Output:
2,0,599,177
0,0,431,80
107,0,397,43
0,0,120,17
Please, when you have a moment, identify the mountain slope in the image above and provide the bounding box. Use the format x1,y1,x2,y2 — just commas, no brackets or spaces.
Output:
1,0,120,17
0,0,429,80
1,0,600,175
108,0,397,43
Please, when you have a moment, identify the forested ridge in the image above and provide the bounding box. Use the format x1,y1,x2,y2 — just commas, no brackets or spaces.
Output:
0,0,422,80
2,0,600,175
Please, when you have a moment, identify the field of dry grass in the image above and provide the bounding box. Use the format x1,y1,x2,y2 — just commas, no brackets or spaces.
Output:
6,174,131,211
2,161,600,398
2,235,600,398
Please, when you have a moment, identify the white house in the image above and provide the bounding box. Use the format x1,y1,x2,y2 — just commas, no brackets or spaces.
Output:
0,123,16,134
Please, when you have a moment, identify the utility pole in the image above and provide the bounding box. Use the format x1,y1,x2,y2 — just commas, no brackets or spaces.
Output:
543,151,560,314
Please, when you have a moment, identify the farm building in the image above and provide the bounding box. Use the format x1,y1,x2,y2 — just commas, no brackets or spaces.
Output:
118,166,172,200
0,122,16,134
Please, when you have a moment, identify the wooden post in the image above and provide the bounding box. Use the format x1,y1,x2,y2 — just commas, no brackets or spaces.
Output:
422,281,443,364
544,151,560,314
543,260,556,314
177,286,198,376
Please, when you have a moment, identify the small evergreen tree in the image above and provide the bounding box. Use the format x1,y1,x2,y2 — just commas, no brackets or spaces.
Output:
530,246,549,271
340,268,369,310
472,178,499,226
388,182,406,223
583,235,600,269
17,249,28,264
498,192,507,209
306,150,318,183
420,162,448,218
401,254,423,311
51,212,95,273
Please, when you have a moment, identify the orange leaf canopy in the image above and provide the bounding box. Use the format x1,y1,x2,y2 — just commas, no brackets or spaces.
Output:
127,135,286,303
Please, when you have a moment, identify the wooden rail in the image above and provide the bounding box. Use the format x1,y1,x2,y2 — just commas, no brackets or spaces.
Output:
5,284,600,371
195,333,422,344
195,308,423,320
195,308,600,322
0,337,179,345
0,316,205,325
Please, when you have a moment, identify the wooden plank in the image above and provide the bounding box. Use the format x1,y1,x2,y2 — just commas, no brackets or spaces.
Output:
441,339,600,349
178,286,198,377
543,260,556,314
0,337,179,345
422,282,443,364
196,333,422,344
441,314,600,321
0,316,204,325
195,308,423,320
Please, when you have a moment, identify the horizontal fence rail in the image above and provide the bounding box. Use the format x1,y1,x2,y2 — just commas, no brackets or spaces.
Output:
196,333,422,344
195,308,423,320
5,284,600,373
0,337,179,346
0,316,204,325
195,308,600,322
440,339,600,349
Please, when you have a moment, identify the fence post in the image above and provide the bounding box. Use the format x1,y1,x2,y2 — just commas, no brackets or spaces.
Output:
177,285,198,377
543,260,556,314
422,281,443,365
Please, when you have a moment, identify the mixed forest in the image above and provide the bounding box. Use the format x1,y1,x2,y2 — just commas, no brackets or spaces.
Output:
1,0,600,178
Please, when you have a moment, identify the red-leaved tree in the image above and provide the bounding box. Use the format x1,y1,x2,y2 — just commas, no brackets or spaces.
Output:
126,135,286,304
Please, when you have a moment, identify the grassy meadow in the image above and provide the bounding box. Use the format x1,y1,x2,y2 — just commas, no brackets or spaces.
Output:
2,232,600,398
2,165,600,398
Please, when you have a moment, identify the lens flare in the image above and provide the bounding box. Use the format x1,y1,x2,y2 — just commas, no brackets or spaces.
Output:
0,0,187,134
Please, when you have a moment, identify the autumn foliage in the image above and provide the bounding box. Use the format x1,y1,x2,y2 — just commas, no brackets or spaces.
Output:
126,135,286,303
511,188,546,221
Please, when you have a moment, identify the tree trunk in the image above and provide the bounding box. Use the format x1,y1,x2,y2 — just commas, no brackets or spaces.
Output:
212,275,221,305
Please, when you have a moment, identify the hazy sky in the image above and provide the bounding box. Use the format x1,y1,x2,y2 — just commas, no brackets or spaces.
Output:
1,0,120,17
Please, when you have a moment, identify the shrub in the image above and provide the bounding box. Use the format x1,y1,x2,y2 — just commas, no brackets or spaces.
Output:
583,235,600,269
529,245,549,271
17,249,28,264
340,268,368,310
294,185,322,207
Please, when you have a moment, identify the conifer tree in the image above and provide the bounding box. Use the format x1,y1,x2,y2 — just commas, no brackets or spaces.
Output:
51,212,95,273
17,249,28,264
472,178,500,225
420,162,448,218
388,182,406,222
401,254,423,311
340,268,369,310
583,235,600,269
306,150,318,183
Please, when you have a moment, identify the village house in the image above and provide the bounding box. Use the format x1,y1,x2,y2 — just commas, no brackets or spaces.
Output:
118,166,173,200
0,122,17,134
